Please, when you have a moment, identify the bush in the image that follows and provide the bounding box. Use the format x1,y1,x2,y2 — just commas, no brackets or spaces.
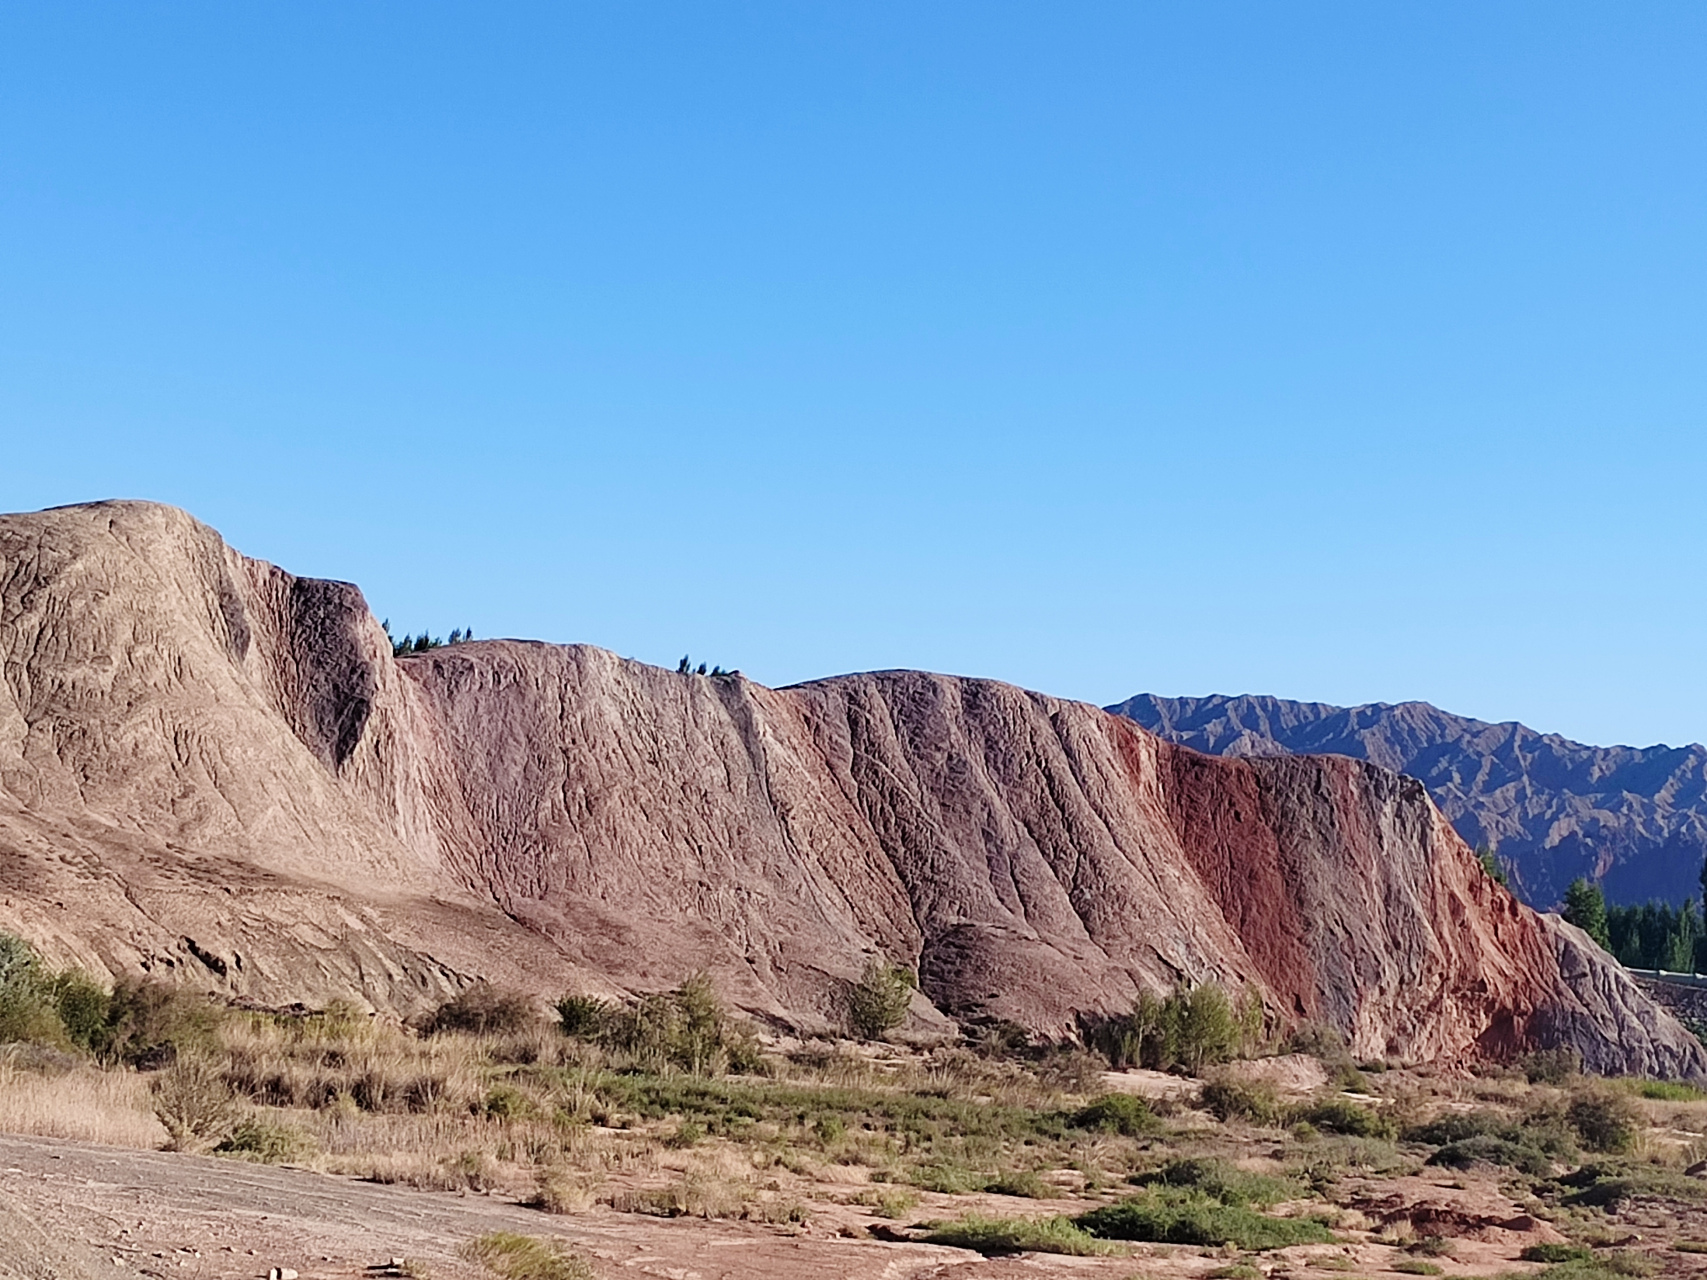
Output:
1198,1076,1284,1126
1075,1189,1333,1250
1132,1158,1295,1208
554,994,607,1038
984,1169,1052,1198
1094,982,1264,1073
1523,1047,1583,1084
847,959,915,1040
427,983,537,1036
214,1117,310,1163
921,1215,1120,1256
1290,1096,1396,1139
151,1055,238,1152
1071,1092,1160,1136
98,979,223,1067
596,972,760,1076
1566,1088,1642,1154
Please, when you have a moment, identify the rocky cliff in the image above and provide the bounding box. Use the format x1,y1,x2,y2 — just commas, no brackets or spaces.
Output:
1109,692,1707,908
0,501,1700,1078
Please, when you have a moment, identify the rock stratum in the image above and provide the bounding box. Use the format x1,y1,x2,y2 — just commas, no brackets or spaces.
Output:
1109,693,1707,909
0,501,1699,1078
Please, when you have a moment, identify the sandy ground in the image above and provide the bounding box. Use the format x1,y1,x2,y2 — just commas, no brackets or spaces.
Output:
0,1132,1147,1280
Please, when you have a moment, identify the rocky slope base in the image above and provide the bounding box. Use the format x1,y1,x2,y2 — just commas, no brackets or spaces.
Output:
0,501,1700,1077
1110,692,1707,908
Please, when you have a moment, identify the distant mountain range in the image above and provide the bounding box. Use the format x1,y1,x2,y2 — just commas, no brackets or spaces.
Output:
1108,693,1707,910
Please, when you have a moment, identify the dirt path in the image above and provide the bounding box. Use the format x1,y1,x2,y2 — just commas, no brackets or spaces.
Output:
0,1133,1136,1280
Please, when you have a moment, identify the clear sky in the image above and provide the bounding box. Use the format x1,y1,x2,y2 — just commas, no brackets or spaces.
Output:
3,3,1704,750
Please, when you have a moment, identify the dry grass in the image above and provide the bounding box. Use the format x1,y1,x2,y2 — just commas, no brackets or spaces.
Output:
0,1055,165,1147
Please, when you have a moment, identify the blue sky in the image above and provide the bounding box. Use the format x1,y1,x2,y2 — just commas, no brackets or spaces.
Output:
3,3,1704,749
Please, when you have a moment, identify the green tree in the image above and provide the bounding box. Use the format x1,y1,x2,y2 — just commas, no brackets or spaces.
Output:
1563,877,1612,951
847,958,916,1040
1475,844,1508,887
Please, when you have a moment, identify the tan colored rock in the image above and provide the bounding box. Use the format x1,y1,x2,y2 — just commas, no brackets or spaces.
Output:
0,500,1698,1077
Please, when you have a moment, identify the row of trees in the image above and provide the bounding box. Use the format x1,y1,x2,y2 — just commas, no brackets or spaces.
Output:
1562,876,1707,973
382,621,474,658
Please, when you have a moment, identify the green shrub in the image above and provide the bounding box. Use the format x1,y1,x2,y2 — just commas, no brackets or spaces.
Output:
921,1215,1121,1256
427,983,537,1036
1560,1160,1707,1209
1566,1089,1642,1154
1075,1189,1332,1250
554,994,607,1038
984,1169,1052,1198
847,959,915,1040
1131,1158,1295,1208
1094,982,1264,1073
1428,1133,1554,1176
214,1117,310,1163
1199,1077,1285,1126
1392,1261,1442,1275
1070,1092,1160,1136
1290,1096,1395,1139
1523,1047,1583,1084
596,973,760,1076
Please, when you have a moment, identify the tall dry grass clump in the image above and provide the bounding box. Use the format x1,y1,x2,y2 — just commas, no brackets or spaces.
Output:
0,1050,165,1147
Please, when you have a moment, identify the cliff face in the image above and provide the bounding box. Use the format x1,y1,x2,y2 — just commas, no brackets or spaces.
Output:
1110,692,1707,908
0,501,1700,1078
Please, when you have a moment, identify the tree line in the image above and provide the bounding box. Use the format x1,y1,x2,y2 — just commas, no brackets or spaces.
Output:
1561,868,1707,973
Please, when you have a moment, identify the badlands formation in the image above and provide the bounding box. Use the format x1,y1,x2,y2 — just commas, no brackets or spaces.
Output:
0,500,1699,1078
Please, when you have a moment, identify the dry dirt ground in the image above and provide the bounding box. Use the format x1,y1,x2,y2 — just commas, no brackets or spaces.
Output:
0,1126,1615,1280
0,1131,1146,1280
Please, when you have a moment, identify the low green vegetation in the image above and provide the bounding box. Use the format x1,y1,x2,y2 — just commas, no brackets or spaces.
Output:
846,959,916,1040
1075,1189,1333,1250
1090,981,1264,1074
385,622,474,658
921,1214,1121,1256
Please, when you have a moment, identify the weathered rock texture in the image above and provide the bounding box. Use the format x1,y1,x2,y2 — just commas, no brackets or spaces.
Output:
1109,693,1707,908
0,501,1700,1078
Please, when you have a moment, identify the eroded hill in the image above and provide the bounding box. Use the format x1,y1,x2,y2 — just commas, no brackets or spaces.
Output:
0,501,1698,1077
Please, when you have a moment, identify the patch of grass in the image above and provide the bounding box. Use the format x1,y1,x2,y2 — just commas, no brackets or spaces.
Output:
214,1116,310,1162
1199,1077,1285,1126
1675,1242,1707,1255
1131,1157,1296,1208
1071,1092,1160,1136
428,984,538,1037
1522,1245,1595,1264
1392,1261,1442,1275
1404,1236,1452,1257
1210,1266,1264,1279
1627,1079,1707,1102
856,1187,919,1219
1075,1190,1334,1250
984,1169,1053,1199
460,1232,593,1280
921,1214,1123,1256
1292,1097,1396,1140
1559,1160,1707,1209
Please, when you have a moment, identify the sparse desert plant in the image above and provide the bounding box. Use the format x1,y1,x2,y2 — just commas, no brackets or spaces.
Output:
215,1115,311,1162
595,973,759,1075
1131,1157,1295,1208
1523,1046,1584,1084
846,958,916,1040
1091,981,1262,1073
151,1054,239,1151
984,1168,1052,1198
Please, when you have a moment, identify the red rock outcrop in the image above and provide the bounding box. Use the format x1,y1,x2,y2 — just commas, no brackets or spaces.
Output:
0,501,1699,1077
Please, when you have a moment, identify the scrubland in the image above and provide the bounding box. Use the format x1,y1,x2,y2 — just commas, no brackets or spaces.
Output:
7,935,1707,1280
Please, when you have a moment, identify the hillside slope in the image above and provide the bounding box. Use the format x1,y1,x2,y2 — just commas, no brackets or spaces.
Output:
1109,693,1707,908
0,501,1699,1077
